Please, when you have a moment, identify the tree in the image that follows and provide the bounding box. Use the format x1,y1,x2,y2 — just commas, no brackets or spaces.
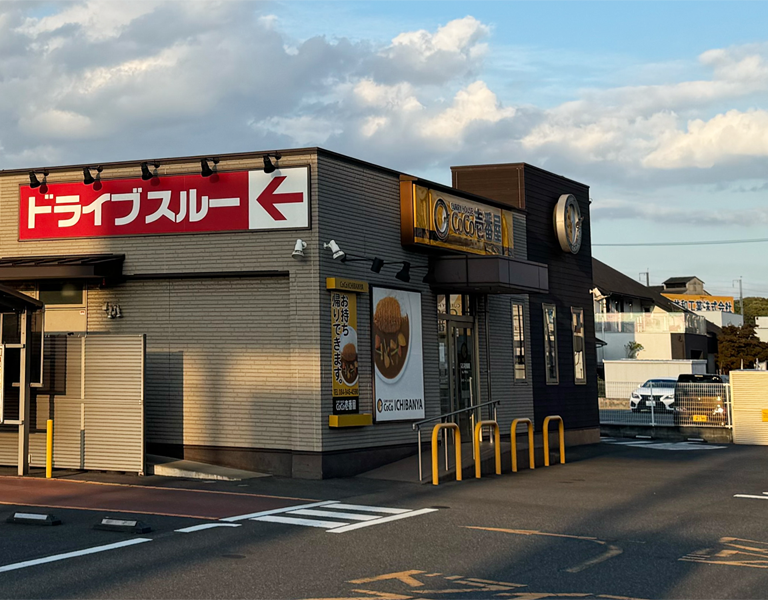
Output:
716,324,768,373
734,296,768,326
625,341,644,359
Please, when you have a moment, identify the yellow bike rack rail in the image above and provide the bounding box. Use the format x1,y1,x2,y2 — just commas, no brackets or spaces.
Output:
432,423,462,486
473,420,501,479
511,418,535,472
543,415,565,467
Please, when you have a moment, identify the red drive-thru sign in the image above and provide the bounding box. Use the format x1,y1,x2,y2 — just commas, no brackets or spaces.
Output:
19,166,309,240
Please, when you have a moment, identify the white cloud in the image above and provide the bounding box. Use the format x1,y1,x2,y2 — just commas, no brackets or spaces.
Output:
643,109,768,168
420,81,515,140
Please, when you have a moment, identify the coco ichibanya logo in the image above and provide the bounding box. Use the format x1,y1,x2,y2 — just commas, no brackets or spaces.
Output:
377,398,424,413
433,196,503,244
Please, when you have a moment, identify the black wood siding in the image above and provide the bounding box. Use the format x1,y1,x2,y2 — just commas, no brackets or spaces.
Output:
523,165,599,432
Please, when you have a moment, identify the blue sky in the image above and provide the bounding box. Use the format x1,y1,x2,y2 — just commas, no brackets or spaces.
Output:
1,1,767,299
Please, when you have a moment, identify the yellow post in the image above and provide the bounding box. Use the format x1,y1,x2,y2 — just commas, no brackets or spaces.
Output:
511,418,535,472
431,423,462,486
543,415,565,467
473,420,501,478
46,419,53,479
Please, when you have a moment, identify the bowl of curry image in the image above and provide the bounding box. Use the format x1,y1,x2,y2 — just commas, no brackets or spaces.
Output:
373,295,410,383
339,327,358,386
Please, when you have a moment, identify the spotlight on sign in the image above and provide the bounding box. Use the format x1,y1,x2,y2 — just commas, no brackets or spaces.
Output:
292,239,307,259
83,165,102,186
29,172,42,189
201,157,219,178
324,240,345,260
263,153,282,174
395,261,411,283
370,258,384,273
141,162,159,181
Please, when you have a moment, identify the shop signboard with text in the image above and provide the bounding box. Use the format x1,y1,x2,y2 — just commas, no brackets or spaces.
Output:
372,287,425,422
328,278,368,416
662,294,735,312
401,182,515,256
19,167,309,240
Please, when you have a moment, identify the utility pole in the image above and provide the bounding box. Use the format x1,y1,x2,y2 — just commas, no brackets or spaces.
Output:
639,271,650,287
733,276,744,320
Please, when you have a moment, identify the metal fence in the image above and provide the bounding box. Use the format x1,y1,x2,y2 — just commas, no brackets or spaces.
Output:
599,381,732,428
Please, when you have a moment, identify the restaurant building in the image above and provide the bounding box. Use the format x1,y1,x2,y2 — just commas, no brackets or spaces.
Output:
0,148,598,478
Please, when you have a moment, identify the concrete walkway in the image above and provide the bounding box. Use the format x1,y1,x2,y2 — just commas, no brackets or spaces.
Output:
146,455,270,481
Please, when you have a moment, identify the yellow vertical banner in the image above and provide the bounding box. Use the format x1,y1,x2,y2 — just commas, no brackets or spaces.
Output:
331,291,359,413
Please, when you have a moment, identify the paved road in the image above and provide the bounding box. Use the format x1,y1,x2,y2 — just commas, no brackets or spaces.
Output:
3,441,768,599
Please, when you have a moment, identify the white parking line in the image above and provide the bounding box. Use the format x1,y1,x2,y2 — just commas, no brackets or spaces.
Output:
0,539,151,574
734,494,768,500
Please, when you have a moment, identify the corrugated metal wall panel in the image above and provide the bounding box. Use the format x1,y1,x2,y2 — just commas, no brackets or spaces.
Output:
0,432,46,466
82,335,144,472
0,334,144,473
732,371,768,445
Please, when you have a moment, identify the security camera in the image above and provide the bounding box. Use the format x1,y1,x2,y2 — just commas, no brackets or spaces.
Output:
292,239,307,259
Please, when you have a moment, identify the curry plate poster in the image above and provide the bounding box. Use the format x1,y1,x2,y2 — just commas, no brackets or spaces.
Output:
371,287,425,422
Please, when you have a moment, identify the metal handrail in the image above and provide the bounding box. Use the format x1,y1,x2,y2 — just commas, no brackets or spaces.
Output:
412,400,500,431
413,400,500,482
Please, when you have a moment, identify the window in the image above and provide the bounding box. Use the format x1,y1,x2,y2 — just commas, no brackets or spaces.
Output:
39,282,84,305
572,307,586,384
511,302,526,381
543,304,559,384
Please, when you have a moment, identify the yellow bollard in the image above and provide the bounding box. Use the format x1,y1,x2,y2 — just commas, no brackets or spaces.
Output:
473,420,501,478
511,418,535,472
46,419,53,478
431,423,462,486
543,415,565,467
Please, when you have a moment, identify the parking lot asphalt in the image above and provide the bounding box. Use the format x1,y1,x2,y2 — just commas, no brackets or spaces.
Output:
2,440,768,599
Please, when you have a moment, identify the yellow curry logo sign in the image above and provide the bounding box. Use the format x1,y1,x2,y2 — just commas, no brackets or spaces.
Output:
402,183,515,256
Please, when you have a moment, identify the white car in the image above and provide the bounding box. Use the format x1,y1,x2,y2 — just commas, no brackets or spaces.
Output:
630,378,677,412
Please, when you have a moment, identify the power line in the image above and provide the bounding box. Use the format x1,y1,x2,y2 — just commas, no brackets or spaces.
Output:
594,237,768,247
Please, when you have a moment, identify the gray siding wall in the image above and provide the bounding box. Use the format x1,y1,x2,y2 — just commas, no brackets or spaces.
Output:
85,278,304,451
316,154,438,451
0,153,325,455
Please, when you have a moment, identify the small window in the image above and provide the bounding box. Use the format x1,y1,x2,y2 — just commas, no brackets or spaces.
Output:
572,307,586,384
39,282,84,305
543,304,559,384
437,294,473,316
512,302,526,381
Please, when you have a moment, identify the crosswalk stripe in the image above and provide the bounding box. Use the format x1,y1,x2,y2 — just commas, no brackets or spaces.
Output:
289,509,380,521
220,500,339,522
255,515,350,528
329,508,438,534
330,503,411,514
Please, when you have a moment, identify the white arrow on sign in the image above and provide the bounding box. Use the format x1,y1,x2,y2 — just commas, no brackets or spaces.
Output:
248,167,309,230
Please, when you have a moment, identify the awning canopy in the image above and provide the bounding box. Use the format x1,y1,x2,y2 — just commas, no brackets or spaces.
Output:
0,283,43,313
0,254,125,282
430,255,548,294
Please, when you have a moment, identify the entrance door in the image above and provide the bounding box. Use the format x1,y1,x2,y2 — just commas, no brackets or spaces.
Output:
437,295,478,440
450,324,477,439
